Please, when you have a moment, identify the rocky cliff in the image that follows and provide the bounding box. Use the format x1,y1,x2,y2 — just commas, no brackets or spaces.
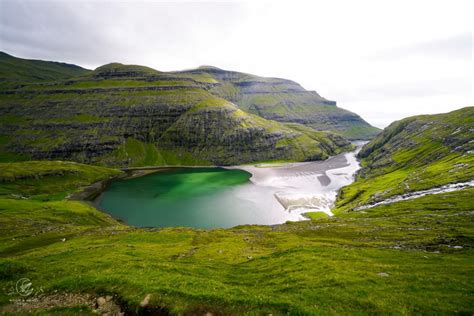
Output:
180,66,380,140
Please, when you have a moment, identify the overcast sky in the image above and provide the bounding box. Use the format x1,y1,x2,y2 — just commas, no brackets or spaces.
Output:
0,0,472,127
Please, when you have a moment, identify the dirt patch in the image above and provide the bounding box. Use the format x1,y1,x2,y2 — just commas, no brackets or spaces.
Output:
1,292,124,315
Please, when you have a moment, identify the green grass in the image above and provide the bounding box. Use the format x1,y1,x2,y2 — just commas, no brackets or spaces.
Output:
100,138,212,167
0,161,122,201
93,63,161,76
16,79,196,91
0,184,472,314
0,134,472,315
303,211,329,220
336,124,381,140
0,52,90,83
336,107,474,211
188,97,236,113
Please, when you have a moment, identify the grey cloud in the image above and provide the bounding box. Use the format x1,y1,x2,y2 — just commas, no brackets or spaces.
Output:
369,33,472,61
0,0,244,68
337,76,471,103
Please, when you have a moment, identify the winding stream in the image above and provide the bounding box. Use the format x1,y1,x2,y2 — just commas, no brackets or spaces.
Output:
354,180,474,210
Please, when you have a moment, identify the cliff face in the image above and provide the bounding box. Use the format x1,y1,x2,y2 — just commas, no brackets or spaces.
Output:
180,67,380,140
0,54,355,167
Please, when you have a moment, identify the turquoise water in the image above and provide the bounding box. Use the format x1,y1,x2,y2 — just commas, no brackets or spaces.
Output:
98,168,287,228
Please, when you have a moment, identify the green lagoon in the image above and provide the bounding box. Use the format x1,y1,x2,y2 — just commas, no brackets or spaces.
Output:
98,147,364,228
98,167,289,228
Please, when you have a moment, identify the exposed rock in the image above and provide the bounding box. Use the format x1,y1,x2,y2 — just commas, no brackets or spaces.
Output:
140,294,151,307
1,292,124,315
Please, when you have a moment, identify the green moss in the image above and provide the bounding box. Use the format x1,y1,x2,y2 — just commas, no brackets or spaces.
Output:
0,115,28,125
101,138,211,167
304,211,329,220
93,63,160,76
335,107,474,212
185,73,218,84
62,79,192,89
188,97,235,113
0,161,122,200
0,52,90,83
336,124,381,140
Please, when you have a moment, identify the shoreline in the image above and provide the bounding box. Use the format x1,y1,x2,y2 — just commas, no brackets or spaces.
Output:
68,167,170,201
70,143,366,225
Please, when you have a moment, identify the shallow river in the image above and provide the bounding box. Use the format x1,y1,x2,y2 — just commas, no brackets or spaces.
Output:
98,143,364,228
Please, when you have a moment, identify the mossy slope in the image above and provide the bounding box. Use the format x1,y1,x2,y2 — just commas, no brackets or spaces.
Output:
336,107,474,212
0,52,90,85
0,161,122,201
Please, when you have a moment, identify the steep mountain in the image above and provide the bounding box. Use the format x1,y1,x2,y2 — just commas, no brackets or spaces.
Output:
0,52,91,85
335,107,474,212
179,66,380,139
0,54,353,166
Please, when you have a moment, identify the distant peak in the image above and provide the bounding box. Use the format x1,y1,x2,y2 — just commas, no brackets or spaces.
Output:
95,62,124,69
197,65,224,71
93,63,160,77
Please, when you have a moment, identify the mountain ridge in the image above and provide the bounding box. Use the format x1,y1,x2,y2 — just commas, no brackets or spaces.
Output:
0,52,356,167
0,52,379,167
0,52,90,83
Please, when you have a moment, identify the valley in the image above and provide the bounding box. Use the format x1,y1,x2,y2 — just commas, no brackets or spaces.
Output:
0,52,472,315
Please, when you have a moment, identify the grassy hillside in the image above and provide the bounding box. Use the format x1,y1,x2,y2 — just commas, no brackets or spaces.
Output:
0,55,354,167
0,161,472,314
0,161,122,201
335,107,474,212
0,52,90,86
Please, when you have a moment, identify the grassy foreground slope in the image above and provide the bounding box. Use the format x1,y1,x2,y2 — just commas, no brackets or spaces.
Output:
336,107,474,212
0,53,353,166
0,160,473,314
